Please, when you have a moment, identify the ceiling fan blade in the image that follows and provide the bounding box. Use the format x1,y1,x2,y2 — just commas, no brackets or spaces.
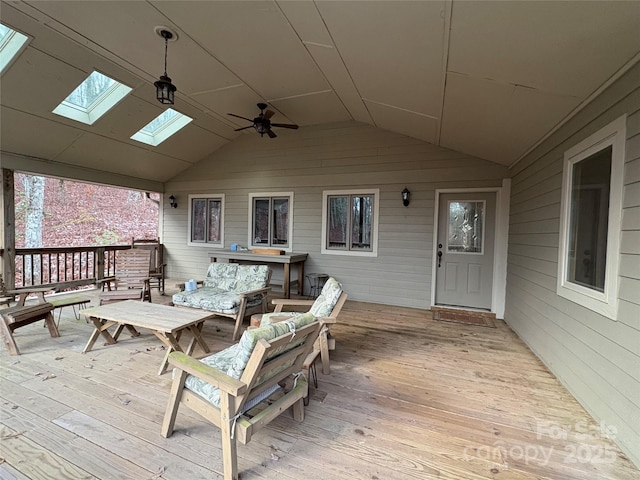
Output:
227,113,254,122
267,129,277,138
271,122,299,130
234,125,254,131
264,109,275,120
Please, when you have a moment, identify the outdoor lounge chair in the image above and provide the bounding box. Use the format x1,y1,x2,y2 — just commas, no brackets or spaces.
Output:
161,312,321,480
98,249,152,305
258,276,347,374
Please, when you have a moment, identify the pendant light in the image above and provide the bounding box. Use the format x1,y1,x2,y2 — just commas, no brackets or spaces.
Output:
154,28,177,105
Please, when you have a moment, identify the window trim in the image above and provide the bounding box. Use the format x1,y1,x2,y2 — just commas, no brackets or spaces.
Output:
52,70,132,125
248,192,294,252
0,23,30,75
556,115,626,320
321,189,380,257
187,194,225,248
131,108,193,146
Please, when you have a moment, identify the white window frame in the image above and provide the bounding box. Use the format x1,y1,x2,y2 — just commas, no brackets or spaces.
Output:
321,189,380,257
557,115,626,320
0,23,30,75
187,194,225,248
52,71,132,125
248,192,294,252
130,108,193,146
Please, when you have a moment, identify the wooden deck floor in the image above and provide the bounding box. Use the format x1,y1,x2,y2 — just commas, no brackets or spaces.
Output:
1,285,637,479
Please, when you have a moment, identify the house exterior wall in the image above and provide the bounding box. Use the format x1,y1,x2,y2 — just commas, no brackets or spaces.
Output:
506,62,640,466
164,122,507,310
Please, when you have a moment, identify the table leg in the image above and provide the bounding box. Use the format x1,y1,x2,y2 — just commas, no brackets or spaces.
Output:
185,321,210,356
82,318,118,353
297,261,305,296
283,264,291,299
155,331,183,375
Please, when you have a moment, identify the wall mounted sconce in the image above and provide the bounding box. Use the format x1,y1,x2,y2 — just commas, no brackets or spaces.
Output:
169,195,177,208
402,187,411,207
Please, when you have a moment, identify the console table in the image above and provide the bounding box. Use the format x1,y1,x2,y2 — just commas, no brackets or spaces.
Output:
209,251,308,298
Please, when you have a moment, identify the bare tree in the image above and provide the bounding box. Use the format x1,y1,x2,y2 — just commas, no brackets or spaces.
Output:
23,175,45,284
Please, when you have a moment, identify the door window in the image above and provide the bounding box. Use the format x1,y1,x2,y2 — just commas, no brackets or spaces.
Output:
447,200,485,254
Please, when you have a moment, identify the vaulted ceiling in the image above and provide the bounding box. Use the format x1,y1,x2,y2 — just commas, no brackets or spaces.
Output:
1,1,639,184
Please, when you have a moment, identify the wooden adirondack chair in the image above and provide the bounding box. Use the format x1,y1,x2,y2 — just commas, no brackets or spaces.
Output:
260,277,347,374
132,237,166,294
162,314,321,480
99,249,152,305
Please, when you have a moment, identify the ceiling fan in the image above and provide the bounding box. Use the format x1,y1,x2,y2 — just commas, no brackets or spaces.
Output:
228,103,299,138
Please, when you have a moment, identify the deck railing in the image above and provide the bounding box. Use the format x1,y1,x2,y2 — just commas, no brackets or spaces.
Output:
7,245,131,291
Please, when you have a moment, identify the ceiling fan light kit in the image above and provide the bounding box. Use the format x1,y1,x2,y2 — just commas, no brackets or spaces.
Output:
228,102,299,138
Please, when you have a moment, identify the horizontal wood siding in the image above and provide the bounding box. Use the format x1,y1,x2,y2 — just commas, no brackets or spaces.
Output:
506,62,640,467
163,122,507,309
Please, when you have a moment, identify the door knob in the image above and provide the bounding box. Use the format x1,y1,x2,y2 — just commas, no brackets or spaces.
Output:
437,250,443,268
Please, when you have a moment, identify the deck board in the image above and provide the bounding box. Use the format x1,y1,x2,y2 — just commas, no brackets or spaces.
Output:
1,284,637,479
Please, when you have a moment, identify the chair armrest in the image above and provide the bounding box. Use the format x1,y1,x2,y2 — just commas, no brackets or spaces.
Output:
238,286,271,298
317,316,337,324
168,351,248,396
271,298,314,307
271,298,313,313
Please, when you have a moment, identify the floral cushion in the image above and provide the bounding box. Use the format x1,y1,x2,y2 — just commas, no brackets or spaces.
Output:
233,265,270,293
172,263,270,313
309,277,343,317
184,312,317,408
203,263,238,289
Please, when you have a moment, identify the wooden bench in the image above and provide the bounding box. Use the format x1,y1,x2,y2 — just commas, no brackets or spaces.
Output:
48,296,91,325
0,303,58,356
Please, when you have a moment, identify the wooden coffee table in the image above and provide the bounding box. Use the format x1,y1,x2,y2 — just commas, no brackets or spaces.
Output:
81,300,214,375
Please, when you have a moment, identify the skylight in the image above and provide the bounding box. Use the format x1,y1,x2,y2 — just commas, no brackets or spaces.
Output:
52,71,132,125
0,23,29,74
131,108,193,146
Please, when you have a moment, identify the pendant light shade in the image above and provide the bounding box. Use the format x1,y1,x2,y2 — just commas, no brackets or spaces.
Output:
155,28,177,105
154,75,176,105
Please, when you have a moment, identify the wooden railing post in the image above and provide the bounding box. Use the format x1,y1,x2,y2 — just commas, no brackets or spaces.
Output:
95,247,106,283
1,168,16,290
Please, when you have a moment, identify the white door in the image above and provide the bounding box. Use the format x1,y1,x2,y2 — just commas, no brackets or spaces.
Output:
435,192,496,310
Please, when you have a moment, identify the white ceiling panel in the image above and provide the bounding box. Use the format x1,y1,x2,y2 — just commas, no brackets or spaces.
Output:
55,133,191,183
193,84,266,125
2,0,639,183
0,47,89,115
365,100,439,145
0,107,83,161
153,1,329,100
441,73,582,164
270,91,351,127
25,0,242,96
316,0,447,115
448,1,640,98
304,43,372,125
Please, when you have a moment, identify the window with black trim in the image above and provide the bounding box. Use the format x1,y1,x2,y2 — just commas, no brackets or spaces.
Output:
249,193,292,250
188,194,224,247
322,189,379,256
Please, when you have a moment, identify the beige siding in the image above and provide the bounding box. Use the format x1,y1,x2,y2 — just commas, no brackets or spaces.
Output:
506,63,640,466
163,122,507,309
